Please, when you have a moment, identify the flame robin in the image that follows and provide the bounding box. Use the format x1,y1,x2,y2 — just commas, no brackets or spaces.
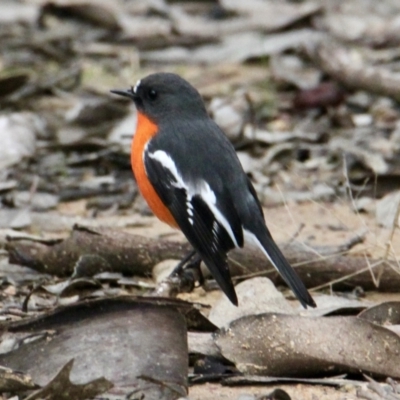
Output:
111,73,315,308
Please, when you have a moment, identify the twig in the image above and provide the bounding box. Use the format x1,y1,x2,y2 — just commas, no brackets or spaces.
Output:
307,39,400,101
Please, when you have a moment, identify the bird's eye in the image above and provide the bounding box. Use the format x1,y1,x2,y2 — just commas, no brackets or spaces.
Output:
147,88,158,101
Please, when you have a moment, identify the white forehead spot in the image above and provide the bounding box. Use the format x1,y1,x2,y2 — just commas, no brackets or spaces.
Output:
133,79,141,93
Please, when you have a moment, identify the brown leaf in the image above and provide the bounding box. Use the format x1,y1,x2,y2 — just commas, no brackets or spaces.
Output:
215,314,400,378
24,359,113,400
0,297,214,398
358,302,400,326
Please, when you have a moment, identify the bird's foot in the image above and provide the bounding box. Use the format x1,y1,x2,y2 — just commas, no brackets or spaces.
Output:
170,251,204,293
152,251,205,299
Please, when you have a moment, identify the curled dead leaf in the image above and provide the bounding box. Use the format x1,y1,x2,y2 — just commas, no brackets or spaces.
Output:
215,313,400,378
0,297,215,399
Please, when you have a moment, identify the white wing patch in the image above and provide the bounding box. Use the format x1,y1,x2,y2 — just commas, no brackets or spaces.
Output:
133,79,141,94
147,150,185,188
147,149,240,246
186,199,194,225
198,182,239,248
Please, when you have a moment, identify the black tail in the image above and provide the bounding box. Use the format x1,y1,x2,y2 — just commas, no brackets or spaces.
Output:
201,252,238,306
251,229,315,308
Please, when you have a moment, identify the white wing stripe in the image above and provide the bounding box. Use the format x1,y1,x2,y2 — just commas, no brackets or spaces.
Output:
148,150,186,188
147,150,239,247
199,182,239,248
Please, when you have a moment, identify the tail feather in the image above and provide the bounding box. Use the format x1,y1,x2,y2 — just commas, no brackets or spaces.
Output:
244,229,316,308
201,253,238,306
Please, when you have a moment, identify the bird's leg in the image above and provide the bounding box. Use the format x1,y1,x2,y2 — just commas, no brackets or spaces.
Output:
153,250,204,299
170,250,204,293
171,249,197,276
181,254,204,288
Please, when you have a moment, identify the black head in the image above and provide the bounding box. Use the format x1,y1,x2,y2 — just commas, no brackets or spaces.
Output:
111,73,208,123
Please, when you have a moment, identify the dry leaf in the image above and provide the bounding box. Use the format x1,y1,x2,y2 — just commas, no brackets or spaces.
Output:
216,313,400,378
0,297,214,398
24,359,113,400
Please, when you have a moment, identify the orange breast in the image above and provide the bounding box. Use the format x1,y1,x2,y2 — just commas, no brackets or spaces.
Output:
131,112,178,228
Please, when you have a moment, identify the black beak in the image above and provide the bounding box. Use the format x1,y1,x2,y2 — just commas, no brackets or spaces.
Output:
110,87,137,100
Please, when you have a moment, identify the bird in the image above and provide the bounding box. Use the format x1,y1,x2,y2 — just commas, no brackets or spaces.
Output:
111,73,315,308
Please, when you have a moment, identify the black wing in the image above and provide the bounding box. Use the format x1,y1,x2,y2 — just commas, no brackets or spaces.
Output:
144,150,242,305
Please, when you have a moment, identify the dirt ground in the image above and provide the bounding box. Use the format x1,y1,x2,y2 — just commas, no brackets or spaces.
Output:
125,199,400,258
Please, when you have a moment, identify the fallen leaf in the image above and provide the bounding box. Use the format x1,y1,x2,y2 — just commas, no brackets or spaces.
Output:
215,313,400,378
358,301,400,326
209,277,293,328
0,112,43,170
375,191,400,228
0,297,213,398
24,359,113,400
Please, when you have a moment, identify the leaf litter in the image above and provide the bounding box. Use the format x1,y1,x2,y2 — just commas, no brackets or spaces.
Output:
2,0,400,399
0,297,214,399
